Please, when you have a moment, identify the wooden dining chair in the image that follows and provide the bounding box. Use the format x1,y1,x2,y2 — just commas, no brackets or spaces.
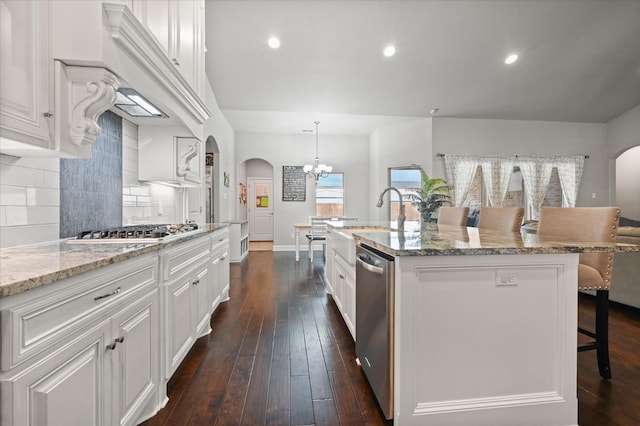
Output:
477,207,525,232
437,206,470,226
537,206,621,379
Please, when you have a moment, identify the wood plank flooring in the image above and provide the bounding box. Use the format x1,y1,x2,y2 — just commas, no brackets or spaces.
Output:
142,252,640,426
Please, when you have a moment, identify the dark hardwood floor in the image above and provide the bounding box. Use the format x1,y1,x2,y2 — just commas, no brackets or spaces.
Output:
142,252,640,426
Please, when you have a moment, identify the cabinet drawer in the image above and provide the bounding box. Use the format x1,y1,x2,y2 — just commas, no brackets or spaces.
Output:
162,236,211,281
211,228,230,252
1,254,157,371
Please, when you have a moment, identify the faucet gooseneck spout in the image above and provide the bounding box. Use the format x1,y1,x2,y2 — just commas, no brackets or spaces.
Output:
376,187,406,231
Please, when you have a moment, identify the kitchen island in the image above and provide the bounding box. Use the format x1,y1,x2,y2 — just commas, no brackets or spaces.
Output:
326,221,639,426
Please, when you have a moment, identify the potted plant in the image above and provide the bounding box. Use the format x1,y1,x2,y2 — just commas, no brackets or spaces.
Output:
405,168,452,223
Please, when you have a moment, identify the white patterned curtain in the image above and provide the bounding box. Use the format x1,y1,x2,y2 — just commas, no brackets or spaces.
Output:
553,156,585,207
480,156,515,207
444,155,479,206
518,157,554,220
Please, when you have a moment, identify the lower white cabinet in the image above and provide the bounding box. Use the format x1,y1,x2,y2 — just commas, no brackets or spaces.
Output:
0,253,160,426
325,229,357,340
161,228,229,378
112,290,159,426
334,254,356,339
0,230,232,426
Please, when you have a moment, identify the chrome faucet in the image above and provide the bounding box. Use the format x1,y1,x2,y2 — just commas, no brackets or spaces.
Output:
376,187,406,231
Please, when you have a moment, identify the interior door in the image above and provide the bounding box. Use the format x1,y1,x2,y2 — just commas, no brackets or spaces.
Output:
248,177,273,241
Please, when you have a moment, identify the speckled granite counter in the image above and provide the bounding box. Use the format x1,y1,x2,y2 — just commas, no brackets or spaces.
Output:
0,223,229,298
327,221,640,257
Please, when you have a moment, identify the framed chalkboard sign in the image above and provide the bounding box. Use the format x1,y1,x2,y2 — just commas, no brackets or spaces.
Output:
282,166,306,201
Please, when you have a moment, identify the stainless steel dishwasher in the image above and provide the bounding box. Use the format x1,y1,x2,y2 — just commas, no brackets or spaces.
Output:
355,243,395,420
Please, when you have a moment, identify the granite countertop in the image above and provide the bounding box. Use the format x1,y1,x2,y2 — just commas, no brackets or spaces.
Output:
327,221,640,257
0,223,229,299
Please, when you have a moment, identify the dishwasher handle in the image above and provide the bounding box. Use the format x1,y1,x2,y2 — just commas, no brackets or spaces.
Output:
357,255,385,275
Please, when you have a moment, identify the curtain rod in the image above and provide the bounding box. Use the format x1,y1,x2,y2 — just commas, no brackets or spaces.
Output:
435,153,589,159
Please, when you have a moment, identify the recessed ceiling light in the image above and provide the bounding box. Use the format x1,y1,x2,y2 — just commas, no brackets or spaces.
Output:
504,54,519,65
383,45,396,57
268,37,281,49
430,108,439,115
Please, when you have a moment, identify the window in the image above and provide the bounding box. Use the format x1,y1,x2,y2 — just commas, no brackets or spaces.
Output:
316,173,344,216
389,167,421,220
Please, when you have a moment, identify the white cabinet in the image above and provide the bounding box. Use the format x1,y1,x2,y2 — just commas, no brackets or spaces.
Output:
128,0,205,97
228,221,249,262
138,126,202,186
111,290,159,426
0,253,160,426
162,236,211,376
4,319,111,426
211,228,231,305
0,0,51,151
0,1,119,158
334,254,356,340
325,228,357,340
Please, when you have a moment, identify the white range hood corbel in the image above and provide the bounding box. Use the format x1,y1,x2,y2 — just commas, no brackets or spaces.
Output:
54,61,120,158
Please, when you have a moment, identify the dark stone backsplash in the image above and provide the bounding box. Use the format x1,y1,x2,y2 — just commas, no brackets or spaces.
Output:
60,111,123,238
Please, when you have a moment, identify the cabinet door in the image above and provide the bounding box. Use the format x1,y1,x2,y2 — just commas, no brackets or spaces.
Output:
175,0,196,87
333,257,345,311
165,275,195,376
112,290,159,426
139,0,173,56
343,270,356,340
5,320,110,426
210,255,222,311
0,0,51,149
219,246,230,301
194,262,212,335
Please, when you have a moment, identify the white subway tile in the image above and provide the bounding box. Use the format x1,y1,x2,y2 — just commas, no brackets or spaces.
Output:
0,223,60,248
26,188,59,206
0,185,27,205
130,186,149,196
4,206,28,226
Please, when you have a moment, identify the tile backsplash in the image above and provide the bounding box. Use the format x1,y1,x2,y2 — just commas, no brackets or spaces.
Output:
59,111,123,239
0,155,60,248
0,113,181,248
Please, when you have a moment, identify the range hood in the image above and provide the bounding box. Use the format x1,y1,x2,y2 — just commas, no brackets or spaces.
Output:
51,1,210,139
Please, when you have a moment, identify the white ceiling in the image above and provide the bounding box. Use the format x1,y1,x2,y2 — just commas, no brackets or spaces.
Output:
204,0,640,136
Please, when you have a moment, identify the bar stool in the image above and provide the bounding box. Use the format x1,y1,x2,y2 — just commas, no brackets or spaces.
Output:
537,206,620,379
477,207,524,232
437,206,470,226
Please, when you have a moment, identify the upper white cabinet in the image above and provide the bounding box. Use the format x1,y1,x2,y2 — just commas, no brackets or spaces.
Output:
0,0,51,150
138,126,202,186
128,0,205,99
0,1,118,158
0,0,210,158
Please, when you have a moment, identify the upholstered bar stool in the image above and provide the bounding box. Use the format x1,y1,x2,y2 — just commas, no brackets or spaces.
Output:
437,206,470,226
477,207,525,232
537,206,620,379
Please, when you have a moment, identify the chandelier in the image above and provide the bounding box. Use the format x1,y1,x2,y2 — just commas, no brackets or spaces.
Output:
303,121,333,181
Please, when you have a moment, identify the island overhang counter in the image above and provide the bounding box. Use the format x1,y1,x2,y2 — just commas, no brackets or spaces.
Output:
338,222,639,426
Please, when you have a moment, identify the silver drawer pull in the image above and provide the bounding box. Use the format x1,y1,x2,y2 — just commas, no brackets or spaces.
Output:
106,336,125,350
94,286,121,301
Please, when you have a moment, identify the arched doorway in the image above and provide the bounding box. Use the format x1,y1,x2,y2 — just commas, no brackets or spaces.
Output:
238,158,274,243
205,135,220,223
615,145,640,220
